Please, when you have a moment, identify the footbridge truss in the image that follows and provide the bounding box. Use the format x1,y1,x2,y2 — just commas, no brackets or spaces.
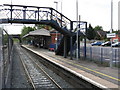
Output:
0,4,87,36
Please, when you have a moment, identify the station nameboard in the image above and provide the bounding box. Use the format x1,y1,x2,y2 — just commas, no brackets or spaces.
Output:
107,33,116,38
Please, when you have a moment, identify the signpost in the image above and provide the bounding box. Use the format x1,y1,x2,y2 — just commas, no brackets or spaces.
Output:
107,33,116,38
106,33,116,68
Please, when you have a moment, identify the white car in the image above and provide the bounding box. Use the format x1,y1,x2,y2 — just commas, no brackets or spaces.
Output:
112,42,120,47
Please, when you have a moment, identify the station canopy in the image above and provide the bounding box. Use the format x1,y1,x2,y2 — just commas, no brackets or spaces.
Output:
23,29,50,38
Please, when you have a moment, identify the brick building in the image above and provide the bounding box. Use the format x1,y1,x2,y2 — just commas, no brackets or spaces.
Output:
50,30,61,44
112,34,120,42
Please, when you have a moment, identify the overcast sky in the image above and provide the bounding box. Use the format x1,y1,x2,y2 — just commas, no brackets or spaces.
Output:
0,0,119,34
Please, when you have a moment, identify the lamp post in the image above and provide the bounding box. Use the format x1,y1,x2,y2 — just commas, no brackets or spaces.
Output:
61,0,62,13
76,0,79,60
54,1,58,50
110,0,113,68
11,0,12,5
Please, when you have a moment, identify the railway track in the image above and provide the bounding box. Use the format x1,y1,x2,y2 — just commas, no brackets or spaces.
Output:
17,45,63,89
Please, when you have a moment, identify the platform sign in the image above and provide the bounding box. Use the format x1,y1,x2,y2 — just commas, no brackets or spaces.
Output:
107,33,116,38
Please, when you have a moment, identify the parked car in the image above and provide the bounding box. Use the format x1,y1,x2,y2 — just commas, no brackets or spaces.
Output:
101,41,111,46
112,42,120,47
91,41,102,46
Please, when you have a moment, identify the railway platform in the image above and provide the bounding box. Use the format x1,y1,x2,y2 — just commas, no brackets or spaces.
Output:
22,45,119,90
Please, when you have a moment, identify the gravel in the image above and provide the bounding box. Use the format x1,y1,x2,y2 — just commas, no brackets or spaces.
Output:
11,45,31,88
23,47,75,89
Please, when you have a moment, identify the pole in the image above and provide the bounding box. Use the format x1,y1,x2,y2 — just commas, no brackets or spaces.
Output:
61,0,62,13
110,0,113,33
110,0,113,68
54,1,58,50
76,0,79,60
11,0,12,5
78,15,80,58
76,0,78,21
0,27,3,89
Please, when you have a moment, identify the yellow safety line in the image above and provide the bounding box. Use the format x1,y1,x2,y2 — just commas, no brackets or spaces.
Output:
61,59,120,82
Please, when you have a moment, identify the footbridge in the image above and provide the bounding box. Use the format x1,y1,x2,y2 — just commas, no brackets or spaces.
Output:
0,4,87,58
0,4,87,35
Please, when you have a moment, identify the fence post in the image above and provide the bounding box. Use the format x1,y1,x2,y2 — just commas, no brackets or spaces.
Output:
100,47,103,64
115,49,117,67
90,47,92,60
0,28,3,89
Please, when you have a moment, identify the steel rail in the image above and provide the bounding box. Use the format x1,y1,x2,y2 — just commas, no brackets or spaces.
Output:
18,45,63,90
17,46,36,90
22,47,63,90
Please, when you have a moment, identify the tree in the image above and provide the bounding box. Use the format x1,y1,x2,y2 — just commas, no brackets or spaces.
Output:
21,26,36,37
36,24,52,30
86,24,96,40
94,25,106,40
94,25,103,31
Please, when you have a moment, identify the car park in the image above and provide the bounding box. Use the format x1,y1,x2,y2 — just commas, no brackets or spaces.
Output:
91,41,103,46
112,42,120,47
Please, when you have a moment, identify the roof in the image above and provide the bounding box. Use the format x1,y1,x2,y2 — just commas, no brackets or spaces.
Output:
96,30,106,37
29,29,50,36
23,29,50,38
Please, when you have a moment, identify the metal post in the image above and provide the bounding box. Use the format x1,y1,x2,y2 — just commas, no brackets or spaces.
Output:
60,15,62,28
84,22,87,59
110,0,113,68
70,21,73,60
38,8,39,21
23,7,27,19
78,15,81,58
50,8,53,20
54,1,58,50
111,0,113,32
10,5,13,21
115,49,117,67
76,0,78,60
35,11,37,20
64,36,67,58
0,28,3,89
90,47,92,60
100,47,103,64
76,0,78,22
70,36,73,60
61,0,62,13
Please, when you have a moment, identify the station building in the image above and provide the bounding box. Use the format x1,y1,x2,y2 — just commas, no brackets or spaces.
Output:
23,28,61,49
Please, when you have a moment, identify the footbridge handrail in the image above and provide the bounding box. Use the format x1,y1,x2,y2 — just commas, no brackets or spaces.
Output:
0,4,87,33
